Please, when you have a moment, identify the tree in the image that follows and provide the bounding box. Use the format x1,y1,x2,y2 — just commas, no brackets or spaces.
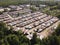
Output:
0,39,5,45
7,34,19,45
0,31,4,39
55,24,60,36
31,33,38,45
30,7,37,13
56,36,60,45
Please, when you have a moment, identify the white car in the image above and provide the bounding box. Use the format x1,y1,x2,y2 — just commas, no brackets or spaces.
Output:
25,25,33,30
38,29,43,33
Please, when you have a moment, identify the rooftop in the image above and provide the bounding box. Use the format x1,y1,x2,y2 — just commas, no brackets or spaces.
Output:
0,10,60,40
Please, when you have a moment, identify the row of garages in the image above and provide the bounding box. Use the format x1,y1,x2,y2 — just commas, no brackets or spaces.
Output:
0,12,59,30
0,11,59,31
0,11,59,40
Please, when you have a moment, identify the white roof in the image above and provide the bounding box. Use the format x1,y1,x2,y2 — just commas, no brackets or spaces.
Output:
40,35,44,40
26,34,33,40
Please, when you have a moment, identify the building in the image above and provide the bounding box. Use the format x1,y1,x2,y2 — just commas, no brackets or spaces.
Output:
0,11,60,40
0,7,4,12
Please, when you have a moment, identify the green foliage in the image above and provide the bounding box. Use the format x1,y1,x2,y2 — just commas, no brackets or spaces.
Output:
0,0,28,6
0,22,30,45
31,33,37,45
0,22,60,45
6,34,19,45
30,7,37,13
41,5,60,19
55,24,60,36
